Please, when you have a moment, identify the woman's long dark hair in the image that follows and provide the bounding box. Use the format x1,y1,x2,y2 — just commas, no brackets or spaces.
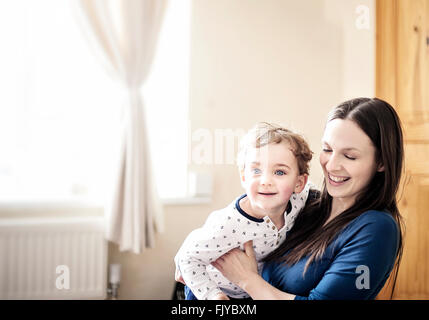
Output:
264,97,405,299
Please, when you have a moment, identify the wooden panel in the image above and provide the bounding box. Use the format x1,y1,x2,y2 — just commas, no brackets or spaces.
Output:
394,173,429,299
376,0,429,300
403,123,429,143
403,144,429,176
396,0,429,121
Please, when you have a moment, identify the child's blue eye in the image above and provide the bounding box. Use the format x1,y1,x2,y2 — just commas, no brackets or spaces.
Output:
252,168,261,174
275,170,286,176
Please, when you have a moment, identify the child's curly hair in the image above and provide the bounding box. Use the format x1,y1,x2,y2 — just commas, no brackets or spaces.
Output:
237,122,313,175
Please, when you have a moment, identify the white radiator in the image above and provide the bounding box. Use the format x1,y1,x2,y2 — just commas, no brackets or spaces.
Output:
0,217,107,299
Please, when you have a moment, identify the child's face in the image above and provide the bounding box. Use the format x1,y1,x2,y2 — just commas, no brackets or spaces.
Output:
241,141,307,216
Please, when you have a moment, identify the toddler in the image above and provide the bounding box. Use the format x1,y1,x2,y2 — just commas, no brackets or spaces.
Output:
174,122,313,300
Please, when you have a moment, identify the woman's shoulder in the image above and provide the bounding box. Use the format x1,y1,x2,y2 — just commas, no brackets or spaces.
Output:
339,210,399,246
351,210,398,231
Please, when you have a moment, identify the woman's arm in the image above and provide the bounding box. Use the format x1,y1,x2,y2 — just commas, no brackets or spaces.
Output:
213,211,399,300
293,212,399,300
240,272,296,300
212,241,295,300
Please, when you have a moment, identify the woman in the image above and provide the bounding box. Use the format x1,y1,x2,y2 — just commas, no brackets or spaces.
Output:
209,97,404,299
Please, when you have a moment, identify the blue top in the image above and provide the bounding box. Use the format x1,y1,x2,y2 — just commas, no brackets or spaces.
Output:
261,210,399,300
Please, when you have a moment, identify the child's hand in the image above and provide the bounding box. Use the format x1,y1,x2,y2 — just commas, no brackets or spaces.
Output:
212,292,230,300
175,267,186,285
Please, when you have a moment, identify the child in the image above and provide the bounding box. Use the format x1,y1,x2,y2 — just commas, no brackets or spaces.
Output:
174,122,313,300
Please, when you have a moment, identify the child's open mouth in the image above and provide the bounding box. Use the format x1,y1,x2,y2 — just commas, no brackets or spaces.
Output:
258,192,277,196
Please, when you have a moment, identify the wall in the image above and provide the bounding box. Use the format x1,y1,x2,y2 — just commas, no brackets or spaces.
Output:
104,0,374,299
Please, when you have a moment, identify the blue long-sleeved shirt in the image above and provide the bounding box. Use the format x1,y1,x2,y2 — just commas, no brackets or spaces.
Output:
261,210,399,300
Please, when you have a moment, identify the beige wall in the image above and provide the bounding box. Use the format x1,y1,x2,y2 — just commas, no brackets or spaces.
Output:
111,0,375,299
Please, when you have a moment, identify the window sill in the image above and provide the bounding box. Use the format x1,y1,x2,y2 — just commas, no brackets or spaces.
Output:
162,196,211,206
0,196,212,213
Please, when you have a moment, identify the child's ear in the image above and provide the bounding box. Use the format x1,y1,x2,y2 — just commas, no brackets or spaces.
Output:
294,174,308,194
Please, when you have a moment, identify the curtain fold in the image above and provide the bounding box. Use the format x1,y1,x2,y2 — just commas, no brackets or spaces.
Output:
74,0,167,253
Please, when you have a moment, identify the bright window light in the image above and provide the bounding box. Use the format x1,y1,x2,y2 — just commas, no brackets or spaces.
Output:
0,0,189,204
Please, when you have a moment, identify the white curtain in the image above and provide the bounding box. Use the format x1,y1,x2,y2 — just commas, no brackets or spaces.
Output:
74,0,167,253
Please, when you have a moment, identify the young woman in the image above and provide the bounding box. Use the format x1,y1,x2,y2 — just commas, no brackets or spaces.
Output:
210,97,404,299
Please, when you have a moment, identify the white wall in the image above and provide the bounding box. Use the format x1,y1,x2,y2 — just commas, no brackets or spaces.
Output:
105,0,374,299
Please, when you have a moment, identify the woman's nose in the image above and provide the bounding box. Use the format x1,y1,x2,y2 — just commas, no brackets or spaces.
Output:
325,153,342,171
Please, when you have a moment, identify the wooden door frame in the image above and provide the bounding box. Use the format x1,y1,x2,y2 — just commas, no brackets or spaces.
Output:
376,0,398,107
375,0,398,300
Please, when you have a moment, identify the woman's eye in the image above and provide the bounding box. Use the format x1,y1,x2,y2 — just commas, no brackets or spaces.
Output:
275,170,286,176
345,154,356,160
322,148,332,153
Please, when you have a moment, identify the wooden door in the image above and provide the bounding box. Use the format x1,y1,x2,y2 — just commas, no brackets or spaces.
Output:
376,0,429,299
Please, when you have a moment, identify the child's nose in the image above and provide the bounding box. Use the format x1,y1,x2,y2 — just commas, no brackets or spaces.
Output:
260,173,273,186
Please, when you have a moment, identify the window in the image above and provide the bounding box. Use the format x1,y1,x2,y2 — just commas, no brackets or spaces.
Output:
0,0,190,204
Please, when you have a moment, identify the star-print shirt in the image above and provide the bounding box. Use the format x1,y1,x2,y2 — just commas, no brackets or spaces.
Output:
174,183,310,300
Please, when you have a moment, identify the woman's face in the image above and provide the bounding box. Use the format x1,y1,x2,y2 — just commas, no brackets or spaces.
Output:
320,119,382,208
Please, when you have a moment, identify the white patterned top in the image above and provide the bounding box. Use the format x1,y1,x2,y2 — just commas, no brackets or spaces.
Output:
174,182,311,300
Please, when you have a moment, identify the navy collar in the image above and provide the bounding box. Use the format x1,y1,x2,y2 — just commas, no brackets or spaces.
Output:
235,194,265,222
235,194,293,222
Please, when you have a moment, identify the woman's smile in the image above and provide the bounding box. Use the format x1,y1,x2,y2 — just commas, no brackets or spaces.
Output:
327,173,350,185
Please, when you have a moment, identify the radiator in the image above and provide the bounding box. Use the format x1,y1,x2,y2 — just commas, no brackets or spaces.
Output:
0,217,108,299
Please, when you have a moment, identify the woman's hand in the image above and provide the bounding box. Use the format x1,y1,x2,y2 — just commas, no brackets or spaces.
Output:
178,240,294,300
211,240,258,289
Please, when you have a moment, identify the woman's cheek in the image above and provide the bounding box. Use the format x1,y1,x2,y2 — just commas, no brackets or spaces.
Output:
319,152,328,168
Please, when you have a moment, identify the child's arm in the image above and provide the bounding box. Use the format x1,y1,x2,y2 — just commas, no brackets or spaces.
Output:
175,209,241,300
175,254,230,299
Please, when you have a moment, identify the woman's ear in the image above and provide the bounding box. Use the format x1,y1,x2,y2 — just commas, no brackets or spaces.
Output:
294,174,308,194
377,163,385,172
